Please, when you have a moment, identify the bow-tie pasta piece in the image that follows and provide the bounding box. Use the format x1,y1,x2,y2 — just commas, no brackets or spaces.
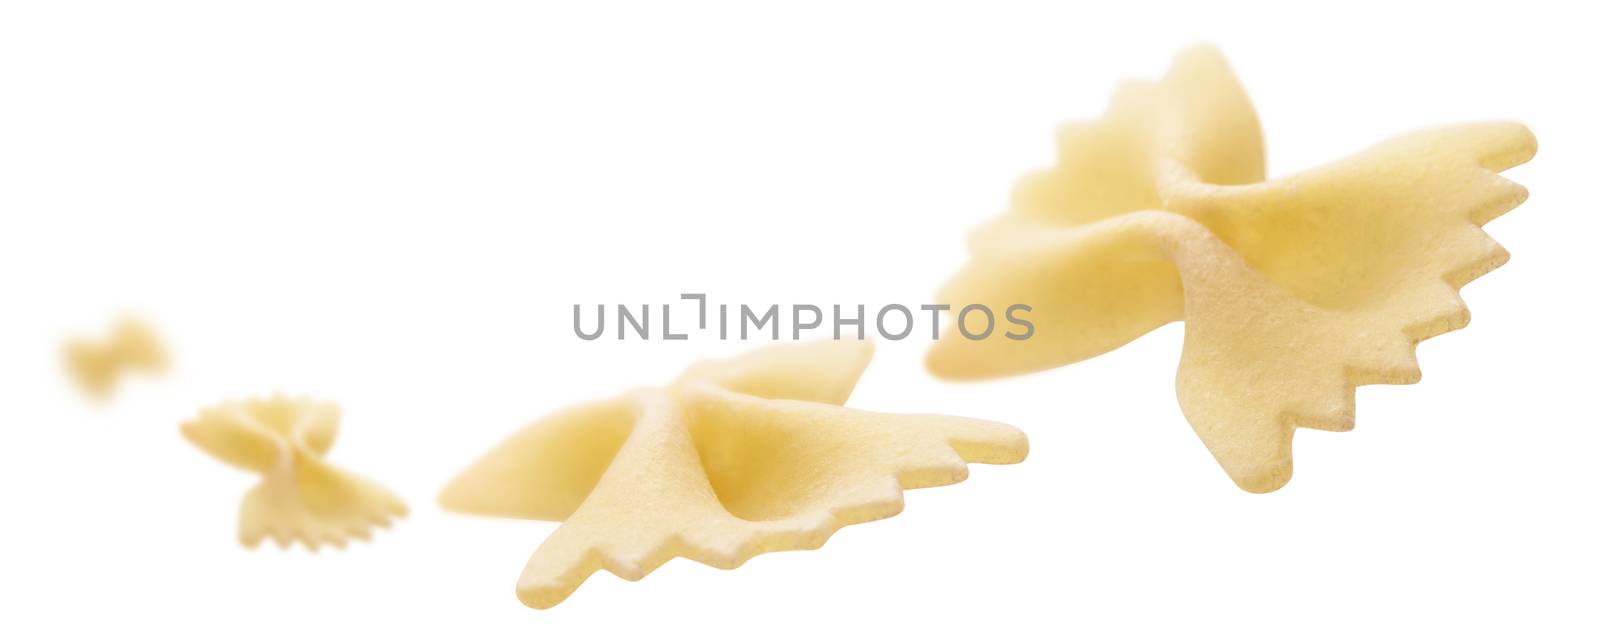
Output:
63,317,168,400
928,45,1534,493
181,396,407,549
439,339,1028,609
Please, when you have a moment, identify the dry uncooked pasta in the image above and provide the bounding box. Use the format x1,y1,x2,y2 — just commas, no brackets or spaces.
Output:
182,396,407,549
62,317,167,399
440,339,1028,608
927,45,1535,493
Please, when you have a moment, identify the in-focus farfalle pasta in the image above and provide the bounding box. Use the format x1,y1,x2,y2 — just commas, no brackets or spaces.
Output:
63,317,167,400
927,45,1535,493
181,396,407,549
439,339,1028,609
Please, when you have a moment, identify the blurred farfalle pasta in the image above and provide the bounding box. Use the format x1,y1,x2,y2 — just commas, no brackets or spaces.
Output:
927,45,1536,493
62,317,167,400
439,339,1028,609
181,396,408,550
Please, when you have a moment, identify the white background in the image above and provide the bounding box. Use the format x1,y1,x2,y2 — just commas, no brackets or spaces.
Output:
2,1,1595,632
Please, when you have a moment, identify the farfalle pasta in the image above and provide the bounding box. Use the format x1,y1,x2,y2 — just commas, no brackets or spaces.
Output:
62,317,167,399
181,396,407,549
927,45,1535,493
439,339,1028,609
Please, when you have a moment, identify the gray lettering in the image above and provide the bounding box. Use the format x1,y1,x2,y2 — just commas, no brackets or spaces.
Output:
663,304,687,340
742,304,779,340
876,304,913,340
957,304,994,340
1005,304,1034,340
681,293,707,329
792,304,822,339
573,304,605,340
921,304,951,340
618,304,649,340
834,304,865,340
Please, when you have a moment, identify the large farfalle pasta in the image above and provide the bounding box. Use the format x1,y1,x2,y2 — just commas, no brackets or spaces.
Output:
927,45,1535,493
181,396,408,549
439,339,1028,609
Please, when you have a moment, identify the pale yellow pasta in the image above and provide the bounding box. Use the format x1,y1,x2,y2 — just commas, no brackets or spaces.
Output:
181,396,407,550
62,317,167,399
439,339,1028,609
927,45,1535,493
